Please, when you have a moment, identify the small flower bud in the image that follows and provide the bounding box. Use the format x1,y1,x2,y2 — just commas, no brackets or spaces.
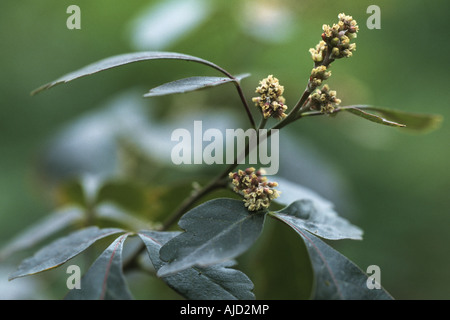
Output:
309,65,332,90
331,47,340,57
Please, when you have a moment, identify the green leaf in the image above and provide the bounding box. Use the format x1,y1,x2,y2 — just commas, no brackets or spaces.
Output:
272,176,334,209
340,105,443,132
143,74,250,97
31,51,234,95
356,106,442,132
0,205,84,260
95,202,154,231
157,198,266,277
9,227,124,280
65,233,133,300
138,231,255,300
272,214,393,300
342,106,406,128
95,179,149,214
272,199,363,240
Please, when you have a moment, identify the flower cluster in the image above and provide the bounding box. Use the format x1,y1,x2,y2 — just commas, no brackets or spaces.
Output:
229,167,280,212
305,13,357,113
252,75,288,120
310,13,358,64
307,84,341,114
309,65,332,91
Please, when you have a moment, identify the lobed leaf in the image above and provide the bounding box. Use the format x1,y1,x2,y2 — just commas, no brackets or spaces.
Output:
272,199,363,240
272,214,393,300
138,231,255,300
31,51,234,95
0,205,84,260
144,74,250,97
157,198,266,277
65,233,133,300
9,227,124,280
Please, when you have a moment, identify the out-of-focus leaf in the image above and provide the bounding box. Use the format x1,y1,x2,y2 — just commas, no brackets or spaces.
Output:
95,180,148,214
31,52,234,95
350,105,443,132
272,176,334,210
157,198,266,277
144,74,250,97
342,106,406,128
9,227,124,280
0,206,84,260
65,233,133,300
56,179,87,207
238,1,295,44
272,200,363,240
95,202,154,231
138,231,255,300
272,215,393,300
129,0,212,51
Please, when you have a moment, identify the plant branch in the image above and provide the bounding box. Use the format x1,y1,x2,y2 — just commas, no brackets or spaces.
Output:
233,82,256,129
204,63,255,130
124,58,323,273
271,87,312,130
160,177,227,231
294,110,326,120
122,172,229,273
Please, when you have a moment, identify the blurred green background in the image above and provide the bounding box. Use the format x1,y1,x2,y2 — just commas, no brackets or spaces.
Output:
0,0,449,299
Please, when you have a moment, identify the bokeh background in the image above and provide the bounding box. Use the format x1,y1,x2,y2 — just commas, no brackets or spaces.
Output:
0,0,449,299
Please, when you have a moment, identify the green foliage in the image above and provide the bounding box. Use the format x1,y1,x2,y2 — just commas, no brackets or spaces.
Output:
277,223,392,300
4,11,442,300
144,74,250,97
340,105,442,131
352,106,442,132
138,231,255,300
0,206,84,260
157,199,266,277
272,200,363,241
9,227,124,280
65,233,133,300
30,51,238,96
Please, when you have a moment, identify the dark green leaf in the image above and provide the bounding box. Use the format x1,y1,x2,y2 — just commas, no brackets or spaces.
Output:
272,214,393,300
143,74,250,97
157,198,266,277
0,205,84,260
65,233,133,300
138,231,255,300
272,199,363,240
354,105,443,132
342,106,406,128
31,51,233,95
9,227,124,280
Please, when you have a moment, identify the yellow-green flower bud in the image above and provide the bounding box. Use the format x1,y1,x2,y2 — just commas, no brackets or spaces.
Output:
309,65,332,90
